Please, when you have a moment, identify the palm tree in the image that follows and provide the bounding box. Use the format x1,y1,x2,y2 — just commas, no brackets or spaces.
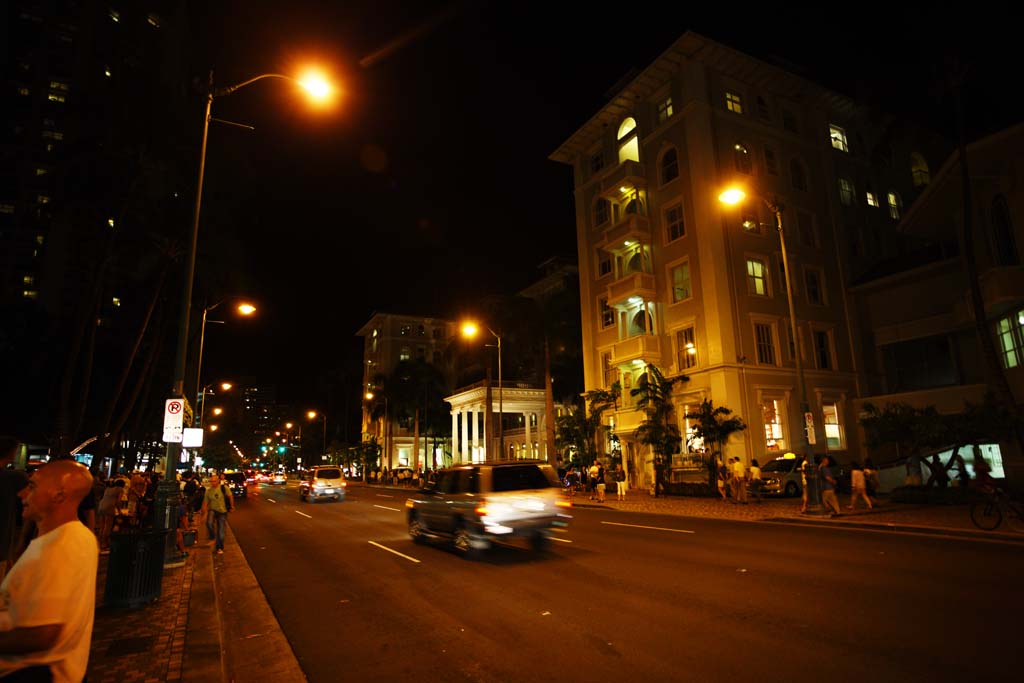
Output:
555,384,619,468
631,364,687,496
684,399,747,489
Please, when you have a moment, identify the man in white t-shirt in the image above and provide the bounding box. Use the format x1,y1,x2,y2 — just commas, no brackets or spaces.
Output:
0,460,99,683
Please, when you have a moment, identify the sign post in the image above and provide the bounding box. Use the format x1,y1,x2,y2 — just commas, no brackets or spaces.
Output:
163,399,185,444
804,412,816,446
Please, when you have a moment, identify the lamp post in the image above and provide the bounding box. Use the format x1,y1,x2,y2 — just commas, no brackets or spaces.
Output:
365,392,389,470
461,322,502,459
308,410,327,461
719,187,821,513
194,300,255,414
158,69,334,550
196,381,232,430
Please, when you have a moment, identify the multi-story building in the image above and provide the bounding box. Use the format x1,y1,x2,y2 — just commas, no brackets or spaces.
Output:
551,32,947,490
356,312,457,469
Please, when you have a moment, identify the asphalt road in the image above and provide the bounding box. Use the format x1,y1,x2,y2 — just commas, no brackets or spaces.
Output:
228,482,1024,683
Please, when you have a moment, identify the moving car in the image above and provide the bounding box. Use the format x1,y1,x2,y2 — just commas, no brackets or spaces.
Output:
223,472,248,499
300,466,346,503
270,472,287,485
405,461,571,559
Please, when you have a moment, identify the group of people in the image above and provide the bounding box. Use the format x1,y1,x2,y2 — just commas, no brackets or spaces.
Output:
1,434,240,682
561,462,627,502
716,457,764,504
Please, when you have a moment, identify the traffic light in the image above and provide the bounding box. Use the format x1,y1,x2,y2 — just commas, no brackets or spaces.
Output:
260,445,268,453
277,445,286,454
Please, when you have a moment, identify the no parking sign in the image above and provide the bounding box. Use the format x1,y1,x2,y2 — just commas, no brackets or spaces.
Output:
163,398,185,443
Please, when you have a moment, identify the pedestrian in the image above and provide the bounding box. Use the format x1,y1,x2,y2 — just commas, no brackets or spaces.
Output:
183,473,199,525
614,464,627,501
0,437,29,583
596,462,606,503
925,454,949,489
0,459,99,682
848,462,874,510
905,452,923,486
799,458,809,513
200,473,233,555
717,459,728,501
749,458,762,503
588,461,599,499
863,457,878,498
953,453,970,491
731,457,748,504
97,479,124,552
819,455,842,517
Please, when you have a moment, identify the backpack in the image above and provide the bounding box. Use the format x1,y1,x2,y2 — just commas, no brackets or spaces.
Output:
221,485,233,512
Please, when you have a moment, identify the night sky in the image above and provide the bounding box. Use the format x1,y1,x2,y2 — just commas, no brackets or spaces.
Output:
190,1,1017,411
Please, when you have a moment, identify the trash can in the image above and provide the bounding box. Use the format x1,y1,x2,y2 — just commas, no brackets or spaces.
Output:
104,529,169,609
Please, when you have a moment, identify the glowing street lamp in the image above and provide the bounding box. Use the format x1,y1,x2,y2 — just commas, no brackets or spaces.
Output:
461,320,503,459
194,300,254,421
212,407,223,416
718,185,820,513
307,410,328,458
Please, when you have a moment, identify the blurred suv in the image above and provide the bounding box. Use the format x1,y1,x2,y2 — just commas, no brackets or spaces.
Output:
223,472,248,499
300,466,346,503
757,455,849,497
405,461,571,559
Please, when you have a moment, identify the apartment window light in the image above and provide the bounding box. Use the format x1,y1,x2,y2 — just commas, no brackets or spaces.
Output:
23,290,38,300
746,258,769,296
887,191,902,220
726,92,743,114
838,178,854,206
657,96,674,123
671,262,691,302
829,124,849,152
617,117,640,164
47,93,66,103
676,327,697,369
866,190,879,207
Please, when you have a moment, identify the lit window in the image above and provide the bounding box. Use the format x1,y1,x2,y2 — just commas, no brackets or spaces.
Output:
35,168,47,176
23,290,38,300
805,269,824,305
676,327,697,369
838,178,854,206
37,195,50,205
41,131,64,140
911,152,930,187
657,97,674,123
665,203,685,242
671,262,691,302
829,124,848,152
754,323,776,365
617,117,639,164
399,346,411,361
47,93,66,103
600,299,614,328
18,88,29,96
814,330,833,370
0,204,14,214
112,297,121,307
823,402,844,449
761,399,786,450
725,92,743,114
36,235,45,245
866,190,879,207
746,258,769,296
108,218,115,229
109,9,120,22
660,148,679,184
23,275,34,285
997,316,1021,368
790,159,808,191
597,249,612,278
49,82,69,92
147,13,161,27
764,146,779,175
887,191,902,220
104,66,112,78
594,199,609,226
734,143,752,174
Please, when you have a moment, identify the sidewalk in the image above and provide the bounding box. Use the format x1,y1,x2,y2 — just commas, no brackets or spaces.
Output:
84,483,1020,683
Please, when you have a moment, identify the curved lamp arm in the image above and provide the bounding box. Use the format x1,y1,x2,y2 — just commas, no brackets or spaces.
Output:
215,73,297,97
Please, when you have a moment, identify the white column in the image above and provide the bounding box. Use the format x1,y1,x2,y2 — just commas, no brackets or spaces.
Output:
471,406,479,462
460,407,469,463
481,400,488,460
524,412,532,459
451,410,459,465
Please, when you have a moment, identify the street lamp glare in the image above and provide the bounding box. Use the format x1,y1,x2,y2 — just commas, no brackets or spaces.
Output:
209,424,219,432
285,422,294,430
718,187,746,205
220,382,233,391
365,392,374,400
212,407,223,416
237,303,256,316
307,411,317,420
297,71,332,101
461,322,480,339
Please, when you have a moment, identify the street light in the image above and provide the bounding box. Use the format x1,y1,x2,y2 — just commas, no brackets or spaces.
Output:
160,68,336,543
461,321,503,459
719,186,821,513
365,391,389,470
194,299,256,416
197,381,233,430
307,410,327,460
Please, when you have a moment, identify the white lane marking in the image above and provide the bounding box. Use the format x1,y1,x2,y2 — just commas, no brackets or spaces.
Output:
549,536,573,544
601,521,695,534
294,510,312,519
368,541,421,563
375,494,394,498
374,504,401,512
266,498,277,503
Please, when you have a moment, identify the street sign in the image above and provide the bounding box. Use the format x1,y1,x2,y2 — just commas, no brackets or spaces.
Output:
804,412,816,445
163,398,185,443
182,427,204,448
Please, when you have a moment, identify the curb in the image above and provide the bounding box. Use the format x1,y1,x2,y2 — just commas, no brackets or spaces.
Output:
759,515,1024,542
213,523,307,683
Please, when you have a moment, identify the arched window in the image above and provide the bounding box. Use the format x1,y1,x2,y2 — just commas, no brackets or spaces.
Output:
790,159,808,191
617,117,639,164
734,143,752,175
629,309,653,336
594,198,610,226
910,152,930,187
625,249,649,274
660,148,679,184
624,197,644,215
992,194,1019,266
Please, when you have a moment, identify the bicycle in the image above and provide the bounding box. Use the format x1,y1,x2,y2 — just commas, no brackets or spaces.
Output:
970,488,1024,532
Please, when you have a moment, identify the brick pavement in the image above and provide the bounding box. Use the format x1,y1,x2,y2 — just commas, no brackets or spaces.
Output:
87,551,194,683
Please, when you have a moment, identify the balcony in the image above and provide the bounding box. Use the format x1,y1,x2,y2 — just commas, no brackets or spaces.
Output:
607,272,657,308
611,333,662,365
598,213,651,252
598,160,647,199
980,266,1024,315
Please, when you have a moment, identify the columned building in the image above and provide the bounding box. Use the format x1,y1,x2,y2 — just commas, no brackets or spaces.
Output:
446,382,565,463
551,32,944,490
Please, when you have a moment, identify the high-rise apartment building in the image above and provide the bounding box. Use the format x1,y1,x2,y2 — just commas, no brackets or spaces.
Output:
551,32,946,489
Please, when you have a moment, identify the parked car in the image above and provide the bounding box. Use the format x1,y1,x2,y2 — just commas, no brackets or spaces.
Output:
405,460,572,559
270,472,287,485
223,472,248,499
299,466,346,503
757,454,850,497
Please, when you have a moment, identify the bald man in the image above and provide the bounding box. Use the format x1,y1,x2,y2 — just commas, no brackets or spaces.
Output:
0,459,99,683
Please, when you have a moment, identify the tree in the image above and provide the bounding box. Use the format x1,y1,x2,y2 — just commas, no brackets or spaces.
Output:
555,384,619,468
201,443,241,472
358,437,382,481
631,364,688,496
684,399,748,489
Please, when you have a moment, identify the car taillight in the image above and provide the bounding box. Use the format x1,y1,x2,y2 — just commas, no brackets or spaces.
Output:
340,482,347,487
556,500,572,509
475,502,489,517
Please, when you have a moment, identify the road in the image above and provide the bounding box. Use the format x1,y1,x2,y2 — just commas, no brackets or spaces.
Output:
228,481,1024,683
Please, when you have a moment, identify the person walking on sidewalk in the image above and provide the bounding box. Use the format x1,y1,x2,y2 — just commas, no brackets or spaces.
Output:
200,474,233,555
848,462,874,511
717,459,728,501
596,462,606,503
96,480,124,552
819,455,842,517
0,460,99,683
748,459,763,503
614,464,627,501
731,457,748,504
